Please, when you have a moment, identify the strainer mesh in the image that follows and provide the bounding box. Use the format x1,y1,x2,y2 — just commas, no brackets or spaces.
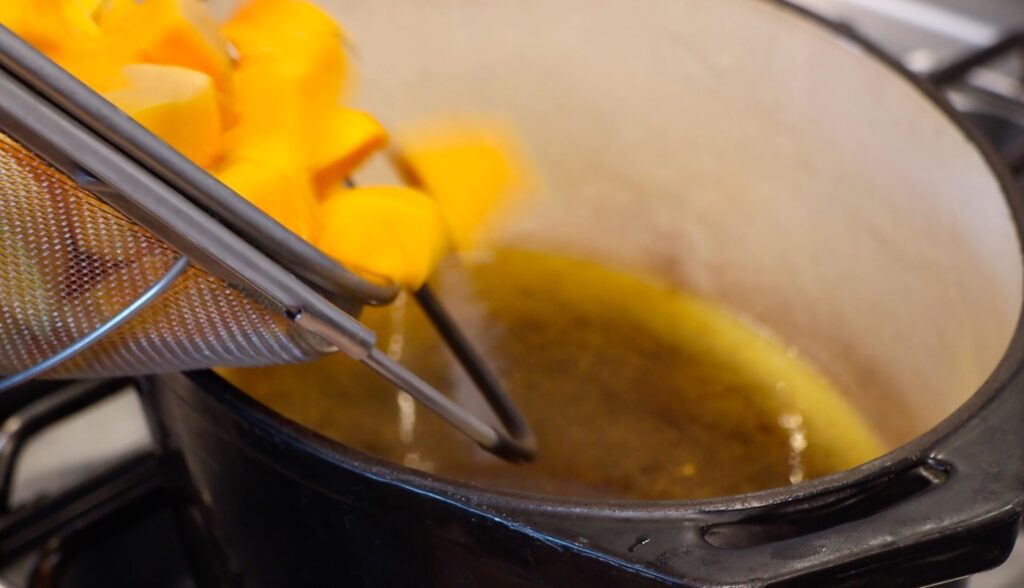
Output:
0,132,322,378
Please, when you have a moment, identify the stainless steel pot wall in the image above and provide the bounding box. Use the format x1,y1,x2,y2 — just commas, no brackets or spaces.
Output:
145,1,1024,586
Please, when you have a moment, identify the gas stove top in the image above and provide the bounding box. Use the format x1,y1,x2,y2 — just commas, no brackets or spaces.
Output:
1,2,1023,587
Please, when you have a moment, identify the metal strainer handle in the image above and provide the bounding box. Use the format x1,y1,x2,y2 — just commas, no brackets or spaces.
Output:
293,300,537,462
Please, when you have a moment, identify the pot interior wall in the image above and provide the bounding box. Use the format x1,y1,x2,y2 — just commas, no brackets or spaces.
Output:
316,0,1022,448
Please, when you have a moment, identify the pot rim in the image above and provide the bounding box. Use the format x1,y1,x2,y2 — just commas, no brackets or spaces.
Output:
196,0,1024,517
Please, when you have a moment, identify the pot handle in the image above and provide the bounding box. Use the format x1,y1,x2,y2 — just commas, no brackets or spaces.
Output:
530,373,1024,587
691,458,1019,587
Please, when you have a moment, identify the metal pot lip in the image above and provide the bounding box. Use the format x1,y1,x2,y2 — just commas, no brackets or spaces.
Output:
194,0,1024,517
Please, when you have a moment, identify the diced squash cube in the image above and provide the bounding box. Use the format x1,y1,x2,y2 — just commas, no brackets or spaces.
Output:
100,0,233,95
216,159,316,240
49,43,128,92
71,0,102,18
92,0,140,24
312,108,388,193
393,118,534,251
1,0,100,54
1,1,127,92
223,0,347,142
316,186,448,288
104,64,222,168
220,63,312,169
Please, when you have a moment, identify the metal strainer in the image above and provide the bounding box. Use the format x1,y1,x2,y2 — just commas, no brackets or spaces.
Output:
0,26,534,461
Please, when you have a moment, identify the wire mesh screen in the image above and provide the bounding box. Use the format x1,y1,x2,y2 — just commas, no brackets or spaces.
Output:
0,131,323,377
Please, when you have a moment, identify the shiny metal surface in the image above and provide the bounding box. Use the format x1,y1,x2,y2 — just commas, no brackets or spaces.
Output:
0,258,190,393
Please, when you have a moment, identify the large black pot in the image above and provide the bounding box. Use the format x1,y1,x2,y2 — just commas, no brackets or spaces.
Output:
139,0,1024,586
143,357,1020,588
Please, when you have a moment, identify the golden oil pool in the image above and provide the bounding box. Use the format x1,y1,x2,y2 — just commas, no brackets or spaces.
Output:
222,248,884,500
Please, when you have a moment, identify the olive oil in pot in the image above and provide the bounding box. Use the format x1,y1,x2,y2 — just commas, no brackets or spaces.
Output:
222,248,884,500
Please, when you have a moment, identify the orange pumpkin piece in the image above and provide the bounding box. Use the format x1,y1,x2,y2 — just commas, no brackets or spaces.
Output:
0,1,130,93
70,0,102,18
223,0,347,139
394,118,535,251
312,109,389,194
104,64,222,168
315,186,449,288
0,0,100,55
91,0,136,23
220,63,313,170
46,43,127,93
216,159,317,241
99,0,233,95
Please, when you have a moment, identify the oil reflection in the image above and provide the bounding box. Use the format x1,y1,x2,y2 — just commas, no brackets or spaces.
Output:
777,383,807,485
386,293,434,472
